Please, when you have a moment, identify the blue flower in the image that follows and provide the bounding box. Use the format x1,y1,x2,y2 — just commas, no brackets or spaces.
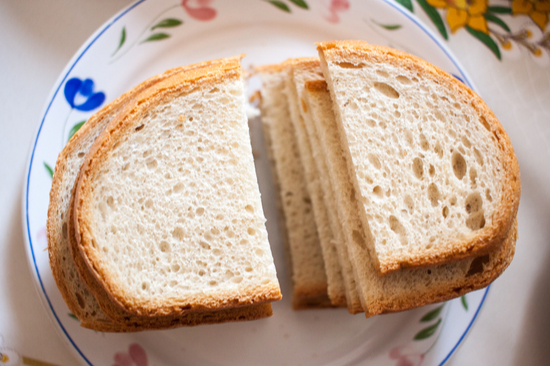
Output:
64,78,106,111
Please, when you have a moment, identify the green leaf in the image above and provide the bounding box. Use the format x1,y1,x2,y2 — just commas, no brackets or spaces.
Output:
289,0,309,9
112,27,126,56
44,162,53,179
68,120,86,141
414,318,442,340
416,0,448,40
466,25,501,60
420,304,444,322
151,18,183,30
461,295,469,310
488,6,512,14
267,0,291,12
484,13,511,32
372,20,403,30
140,33,170,44
396,0,414,12
68,313,79,321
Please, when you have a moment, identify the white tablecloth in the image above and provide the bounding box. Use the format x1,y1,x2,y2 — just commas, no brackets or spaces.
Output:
1,1,549,365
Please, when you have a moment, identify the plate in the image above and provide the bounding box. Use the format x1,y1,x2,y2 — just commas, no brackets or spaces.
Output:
22,0,489,365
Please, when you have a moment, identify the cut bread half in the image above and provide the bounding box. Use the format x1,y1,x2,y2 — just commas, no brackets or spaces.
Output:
304,79,517,316
257,62,331,309
49,57,276,331
72,57,281,322
286,58,359,311
317,41,521,275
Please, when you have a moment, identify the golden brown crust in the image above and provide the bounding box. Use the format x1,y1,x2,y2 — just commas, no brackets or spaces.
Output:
371,219,517,316
317,41,521,275
80,303,273,332
74,58,281,321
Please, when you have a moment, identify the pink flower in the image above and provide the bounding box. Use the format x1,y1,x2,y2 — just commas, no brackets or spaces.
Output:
389,346,425,366
324,0,350,23
181,0,217,21
112,344,148,366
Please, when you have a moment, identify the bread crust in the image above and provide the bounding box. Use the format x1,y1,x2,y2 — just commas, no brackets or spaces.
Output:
74,58,281,320
317,41,521,275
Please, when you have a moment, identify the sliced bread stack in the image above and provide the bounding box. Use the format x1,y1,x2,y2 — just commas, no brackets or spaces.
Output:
47,56,282,332
257,40,520,316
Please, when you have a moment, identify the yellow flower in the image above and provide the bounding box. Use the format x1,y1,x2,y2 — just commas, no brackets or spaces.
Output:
512,0,550,30
428,0,489,34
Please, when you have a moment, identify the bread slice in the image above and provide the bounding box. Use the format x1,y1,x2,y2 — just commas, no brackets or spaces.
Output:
256,63,331,309
48,58,275,331
285,58,359,311
71,57,281,322
304,79,517,315
317,41,521,275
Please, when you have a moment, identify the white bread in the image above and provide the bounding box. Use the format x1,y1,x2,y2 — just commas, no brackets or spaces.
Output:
304,79,516,316
257,63,331,309
72,57,281,322
49,58,276,331
317,41,520,275
286,58,361,311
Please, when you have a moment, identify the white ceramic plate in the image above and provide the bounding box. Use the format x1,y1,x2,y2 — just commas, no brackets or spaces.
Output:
23,0,490,365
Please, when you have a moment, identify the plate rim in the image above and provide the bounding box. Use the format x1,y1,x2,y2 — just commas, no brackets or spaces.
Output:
21,0,486,365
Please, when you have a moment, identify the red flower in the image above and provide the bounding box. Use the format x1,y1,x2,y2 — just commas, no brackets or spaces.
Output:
112,344,148,366
181,0,217,21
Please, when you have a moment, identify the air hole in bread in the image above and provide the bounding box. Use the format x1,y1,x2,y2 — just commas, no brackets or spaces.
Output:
479,116,491,131
428,164,435,177
434,110,446,123
335,61,363,69
403,129,413,147
428,183,441,207
376,69,389,77
245,205,254,213
135,124,145,132
412,157,424,179
434,142,443,159
466,254,490,276
473,147,484,166
373,185,384,198
396,75,411,84
389,215,407,239
404,195,415,214
461,135,471,148
145,199,153,209
442,206,449,218
173,182,184,193
196,207,205,216
255,248,264,256
77,152,85,158
171,263,180,272
465,192,483,214
146,158,158,170
247,227,256,236
374,82,399,99
142,282,149,290
466,210,486,230
452,151,467,180
368,153,382,169
159,241,170,253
